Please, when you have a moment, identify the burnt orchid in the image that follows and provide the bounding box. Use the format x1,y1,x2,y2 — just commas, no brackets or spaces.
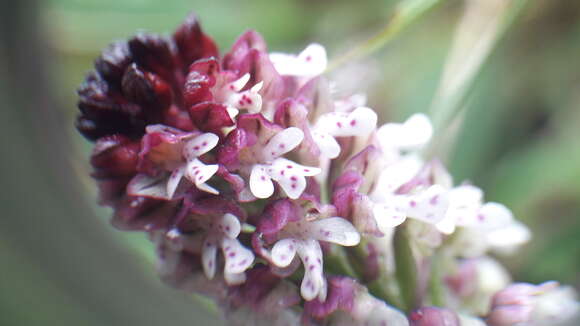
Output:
77,12,579,326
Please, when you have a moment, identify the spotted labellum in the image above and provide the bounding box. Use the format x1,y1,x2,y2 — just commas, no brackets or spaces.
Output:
77,12,579,326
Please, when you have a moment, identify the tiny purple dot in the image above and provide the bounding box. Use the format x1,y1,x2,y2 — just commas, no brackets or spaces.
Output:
430,195,439,205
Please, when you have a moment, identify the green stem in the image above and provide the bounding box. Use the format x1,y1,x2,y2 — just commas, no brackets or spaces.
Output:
427,250,446,307
325,246,359,278
325,0,445,73
368,275,404,310
394,225,418,312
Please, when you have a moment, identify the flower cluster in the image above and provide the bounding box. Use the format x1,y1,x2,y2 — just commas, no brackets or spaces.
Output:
77,13,579,326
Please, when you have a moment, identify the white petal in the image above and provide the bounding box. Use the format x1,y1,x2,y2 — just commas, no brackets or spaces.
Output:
377,113,433,151
476,202,514,231
217,213,242,239
435,214,457,234
182,133,219,160
268,158,314,199
366,302,410,326
202,236,218,279
226,106,239,119
446,185,484,227
269,52,297,75
296,43,327,76
312,130,341,158
270,43,327,77
221,237,255,275
307,217,361,246
270,157,321,177
315,107,378,138
166,166,185,199
227,89,262,113
229,73,250,92
449,185,483,204
224,271,247,285
271,238,298,267
297,240,325,301
373,201,407,230
251,81,264,92
487,220,531,250
372,156,423,196
275,174,306,200
185,159,219,194
127,173,170,199
405,185,450,224
249,164,275,199
262,127,304,162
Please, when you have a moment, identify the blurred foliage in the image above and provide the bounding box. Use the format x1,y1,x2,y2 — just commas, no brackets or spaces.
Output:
1,0,580,325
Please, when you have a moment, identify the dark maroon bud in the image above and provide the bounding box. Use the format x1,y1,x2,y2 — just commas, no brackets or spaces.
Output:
183,57,220,106
173,13,219,69
77,72,145,140
94,41,132,90
189,102,234,136
90,135,140,178
121,63,172,121
128,33,177,84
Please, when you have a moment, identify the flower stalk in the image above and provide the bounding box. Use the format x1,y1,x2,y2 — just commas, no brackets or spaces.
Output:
75,10,579,326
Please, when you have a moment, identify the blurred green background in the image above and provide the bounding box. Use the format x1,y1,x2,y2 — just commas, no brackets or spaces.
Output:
1,0,579,325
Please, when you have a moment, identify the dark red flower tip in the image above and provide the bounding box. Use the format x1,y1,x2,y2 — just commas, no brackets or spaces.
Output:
121,63,172,120
77,13,218,142
183,57,220,107
94,41,132,91
91,134,140,178
173,12,219,71
76,72,145,140
127,33,179,86
189,101,235,136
